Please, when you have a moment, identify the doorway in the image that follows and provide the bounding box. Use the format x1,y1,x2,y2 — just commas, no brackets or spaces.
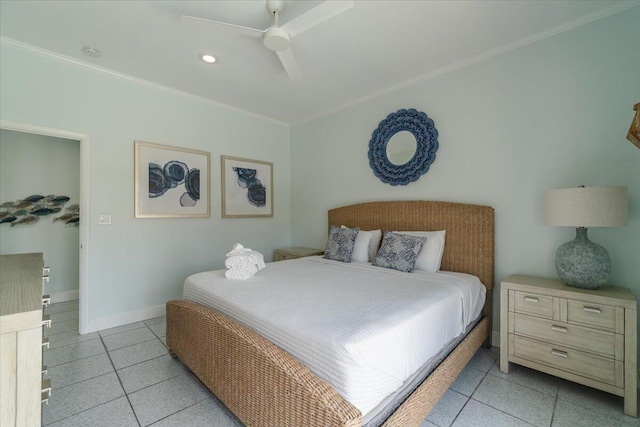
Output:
0,119,89,334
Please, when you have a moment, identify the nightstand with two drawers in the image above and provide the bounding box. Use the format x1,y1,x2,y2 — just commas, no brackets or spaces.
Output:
274,247,324,261
500,274,637,417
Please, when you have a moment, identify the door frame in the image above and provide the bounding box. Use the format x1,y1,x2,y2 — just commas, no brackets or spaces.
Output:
1,119,90,334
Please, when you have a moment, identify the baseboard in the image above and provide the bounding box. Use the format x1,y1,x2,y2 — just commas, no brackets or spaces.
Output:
50,290,79,303
87,303,166,334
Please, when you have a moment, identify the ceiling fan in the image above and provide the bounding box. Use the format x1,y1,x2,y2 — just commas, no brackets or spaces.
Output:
182,0,354,80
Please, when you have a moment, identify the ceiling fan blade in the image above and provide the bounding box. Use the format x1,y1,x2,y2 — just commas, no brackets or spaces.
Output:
276,48,301,81
181,15,264,38
281,0,354,37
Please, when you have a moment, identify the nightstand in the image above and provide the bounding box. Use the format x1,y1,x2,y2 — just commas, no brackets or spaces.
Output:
500,274,637,417
274,247,324,261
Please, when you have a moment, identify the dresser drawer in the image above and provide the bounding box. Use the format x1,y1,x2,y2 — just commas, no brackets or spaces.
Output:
512,335,621,386
513,291,554,318
568,300,616,331
513,313,617,359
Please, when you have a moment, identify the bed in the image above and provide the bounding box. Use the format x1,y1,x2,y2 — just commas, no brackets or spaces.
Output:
166,200,494,427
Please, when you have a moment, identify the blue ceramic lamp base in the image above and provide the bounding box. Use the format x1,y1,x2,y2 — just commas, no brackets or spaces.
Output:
555,227,610,289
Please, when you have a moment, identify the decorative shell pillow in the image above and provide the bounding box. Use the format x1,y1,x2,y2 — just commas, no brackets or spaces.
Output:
372,231,426,272
324,226,360,263
394,230,446,272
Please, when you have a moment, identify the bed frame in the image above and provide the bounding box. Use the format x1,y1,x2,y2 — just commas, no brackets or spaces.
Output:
166,200,494,427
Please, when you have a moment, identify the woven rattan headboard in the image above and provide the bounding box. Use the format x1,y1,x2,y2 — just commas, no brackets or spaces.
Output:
328,201,495,289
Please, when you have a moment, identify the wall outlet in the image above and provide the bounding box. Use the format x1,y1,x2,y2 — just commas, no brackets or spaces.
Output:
98,214,112,225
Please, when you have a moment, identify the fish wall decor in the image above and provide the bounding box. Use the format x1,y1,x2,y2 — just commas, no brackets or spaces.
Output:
0,195,79,227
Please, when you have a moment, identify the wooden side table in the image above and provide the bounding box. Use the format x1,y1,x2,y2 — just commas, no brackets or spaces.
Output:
274,247,324,261
500,274,637,417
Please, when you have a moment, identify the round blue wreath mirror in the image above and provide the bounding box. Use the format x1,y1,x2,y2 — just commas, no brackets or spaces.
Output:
368,108,439,186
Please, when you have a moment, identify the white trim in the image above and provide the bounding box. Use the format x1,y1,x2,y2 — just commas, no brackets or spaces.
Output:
87,304,166,334
0,119,90,335
0,37,288,127
295,2,640,125
49,290,79,304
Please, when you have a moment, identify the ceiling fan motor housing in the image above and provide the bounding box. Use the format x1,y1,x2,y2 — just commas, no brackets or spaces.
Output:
263,26,290,51
266,0,286,15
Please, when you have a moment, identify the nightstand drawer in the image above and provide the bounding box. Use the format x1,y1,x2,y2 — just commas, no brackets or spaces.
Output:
513,335,621,386
513,313,618,359
513,291,554,318
567,300,616,331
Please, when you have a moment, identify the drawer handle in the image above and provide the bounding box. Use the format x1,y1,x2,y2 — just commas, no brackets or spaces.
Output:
583,306,601,314
42,314,52,328
42,295,51,307
42,378,52,396
551,350,568,358
43,266,51,275
523,296,539,303
551,325,568,333
42,338,50,349
41,391,49,405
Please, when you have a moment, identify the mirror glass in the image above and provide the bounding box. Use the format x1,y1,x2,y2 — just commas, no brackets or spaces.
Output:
386,130,417,165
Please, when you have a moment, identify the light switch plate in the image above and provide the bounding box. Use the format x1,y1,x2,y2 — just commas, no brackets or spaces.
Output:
98,214,112,225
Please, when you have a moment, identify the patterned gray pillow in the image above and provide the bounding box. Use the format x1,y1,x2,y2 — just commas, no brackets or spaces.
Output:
372,232,427,272
324,226,360,263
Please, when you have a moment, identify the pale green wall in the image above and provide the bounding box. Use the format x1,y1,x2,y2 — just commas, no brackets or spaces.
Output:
0,43,291,325
290,8,640,339
0,130,80,296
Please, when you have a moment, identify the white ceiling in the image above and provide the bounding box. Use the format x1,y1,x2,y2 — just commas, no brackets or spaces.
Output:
1,0,637,125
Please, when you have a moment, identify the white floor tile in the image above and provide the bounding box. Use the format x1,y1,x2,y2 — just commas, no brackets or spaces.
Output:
47,353,114,388
45,318,79,337
489,363,560,397
102,327,157,351
149,397,240,427
467,348,497,373
452,399,535,427
44,396,138,427
45,300,79,315
557,380,640,426
472,372,555,427
425,389,468,427
450,365,486,397
99,321,148,337
44,338,106,367
47,330,99,350
118,354,187,394
128,373,210,426
552,398,634,427
42,372,125,425
109,338,169,370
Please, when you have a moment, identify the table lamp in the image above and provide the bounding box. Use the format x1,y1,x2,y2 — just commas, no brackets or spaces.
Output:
543,186,628,289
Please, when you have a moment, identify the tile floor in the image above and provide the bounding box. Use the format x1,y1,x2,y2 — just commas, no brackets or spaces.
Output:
42,300,638,427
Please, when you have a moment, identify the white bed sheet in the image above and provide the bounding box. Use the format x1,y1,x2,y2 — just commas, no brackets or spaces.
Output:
183,256,485,416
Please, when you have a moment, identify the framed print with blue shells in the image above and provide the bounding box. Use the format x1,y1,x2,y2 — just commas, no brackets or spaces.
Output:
221,156,273,218
134,141,210,218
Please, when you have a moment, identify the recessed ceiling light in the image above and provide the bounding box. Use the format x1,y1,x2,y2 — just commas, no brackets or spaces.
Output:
200,54,217,64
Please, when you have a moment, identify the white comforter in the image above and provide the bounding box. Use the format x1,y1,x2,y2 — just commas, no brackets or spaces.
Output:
183,256,485,416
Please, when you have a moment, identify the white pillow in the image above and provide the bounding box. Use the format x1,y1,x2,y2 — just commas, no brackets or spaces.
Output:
341,226,382,262
394,230,446,272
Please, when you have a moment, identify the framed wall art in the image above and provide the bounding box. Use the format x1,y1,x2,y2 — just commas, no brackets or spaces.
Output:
134,141,210,218
221,156,273,218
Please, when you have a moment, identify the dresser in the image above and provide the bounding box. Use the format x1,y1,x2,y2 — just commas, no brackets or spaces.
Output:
500,274,637,417
274,247,324,261
0,253,50,426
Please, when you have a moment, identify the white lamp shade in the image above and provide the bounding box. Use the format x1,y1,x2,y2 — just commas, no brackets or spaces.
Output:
543,186,628,227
